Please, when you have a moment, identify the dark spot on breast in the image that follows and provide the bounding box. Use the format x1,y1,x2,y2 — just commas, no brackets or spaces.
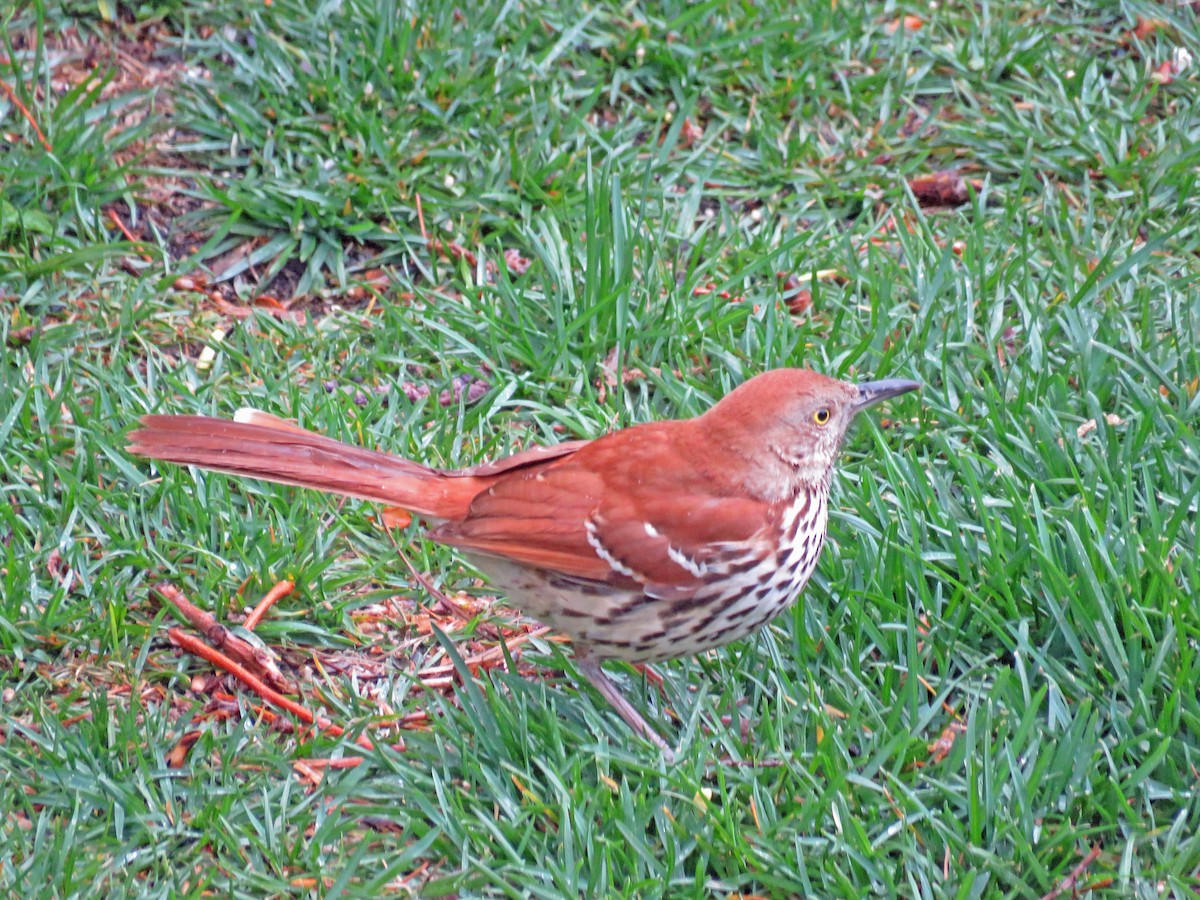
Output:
705,622,741,644
745,609,777,632
666,590,718,616
754,583,778,601
598,639,635,650
693,603,729,635
548,575,609,597
723,556,765,577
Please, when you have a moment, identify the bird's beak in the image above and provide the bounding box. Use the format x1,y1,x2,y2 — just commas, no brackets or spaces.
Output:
851,378,921,414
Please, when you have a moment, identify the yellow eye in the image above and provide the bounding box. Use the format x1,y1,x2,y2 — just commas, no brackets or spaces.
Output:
813,408,831,425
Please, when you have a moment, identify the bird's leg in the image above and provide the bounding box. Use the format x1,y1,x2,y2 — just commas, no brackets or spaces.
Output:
574,652,676,763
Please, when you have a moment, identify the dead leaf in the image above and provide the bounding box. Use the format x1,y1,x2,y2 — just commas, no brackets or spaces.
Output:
381,506,413,529
885,14,924,33
166,730,201,768
172,274,209,292
1076,413,1125,438
786,288,812,315
399,374,489,407
210,297,307,324
1149,48,1190,85
504,248,531,274
777,272,812,314
927,722,965,764
822,703,848,720
6,325,35,346
47,548,77,592
680,116,704,147
909,170,979,207
362,816,406,834
1151,60,1176,84
1132,18,1167,41
437,374,490,406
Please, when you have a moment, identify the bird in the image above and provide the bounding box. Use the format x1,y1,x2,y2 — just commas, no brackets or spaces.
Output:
127,368,919,759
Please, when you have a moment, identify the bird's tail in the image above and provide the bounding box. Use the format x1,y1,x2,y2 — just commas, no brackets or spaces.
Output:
126,409,475,520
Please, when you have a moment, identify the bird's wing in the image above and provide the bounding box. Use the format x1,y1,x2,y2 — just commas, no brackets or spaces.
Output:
429,460,614,580
585,490,772,601
430,440,772,598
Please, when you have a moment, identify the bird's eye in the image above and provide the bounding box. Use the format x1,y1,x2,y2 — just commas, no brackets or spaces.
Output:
813,408,831,425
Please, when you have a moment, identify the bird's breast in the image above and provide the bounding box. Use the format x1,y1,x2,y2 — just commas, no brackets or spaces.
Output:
464,487,830,664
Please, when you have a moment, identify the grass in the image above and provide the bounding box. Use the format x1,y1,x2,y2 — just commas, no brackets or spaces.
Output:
2,0,1199,895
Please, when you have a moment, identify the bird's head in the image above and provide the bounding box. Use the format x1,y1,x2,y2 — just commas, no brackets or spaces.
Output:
701,368,920,501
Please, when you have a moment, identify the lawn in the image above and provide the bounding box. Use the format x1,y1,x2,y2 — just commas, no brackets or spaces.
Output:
2,0,1198,896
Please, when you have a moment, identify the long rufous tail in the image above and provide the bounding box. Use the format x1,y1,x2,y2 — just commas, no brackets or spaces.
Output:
127,410,476,520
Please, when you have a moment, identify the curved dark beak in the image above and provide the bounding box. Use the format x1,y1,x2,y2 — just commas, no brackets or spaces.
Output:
852,378,921,414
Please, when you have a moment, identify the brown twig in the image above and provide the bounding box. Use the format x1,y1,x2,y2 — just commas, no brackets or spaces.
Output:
1040,844,1102,900
292,756,366,786
244,580,295,631
159,583,409,754
167,627,379,752
210,295,307,324
104,209,154,261
916,674,965,718
0,77,52,151
154,583,291,692
295,756,365,771
415,192,427,240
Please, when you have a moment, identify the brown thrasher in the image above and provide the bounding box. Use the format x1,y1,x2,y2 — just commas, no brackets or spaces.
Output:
128,368,918,758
